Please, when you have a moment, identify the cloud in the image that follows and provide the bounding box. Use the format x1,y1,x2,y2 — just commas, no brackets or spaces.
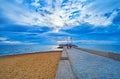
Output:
81,0,120,26
0,0,120,32
57,39,117,44
0,37,7,41
73,40,116,44
31,0,40,7
3,40,22,44
0,36,38,45
15,0,23,3
2,40,38,45
0,36,22,44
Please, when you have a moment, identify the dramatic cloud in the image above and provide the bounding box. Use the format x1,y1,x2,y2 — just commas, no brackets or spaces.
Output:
0,0,120,45
1,0,120,32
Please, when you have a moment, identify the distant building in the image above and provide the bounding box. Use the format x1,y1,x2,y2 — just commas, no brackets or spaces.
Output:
57,37,77,48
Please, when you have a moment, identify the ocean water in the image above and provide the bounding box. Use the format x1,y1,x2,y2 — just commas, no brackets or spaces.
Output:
78,44,120,53
0,45,62,56
0,44,120,56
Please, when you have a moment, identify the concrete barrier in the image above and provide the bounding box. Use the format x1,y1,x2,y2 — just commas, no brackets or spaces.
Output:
74,47,120,61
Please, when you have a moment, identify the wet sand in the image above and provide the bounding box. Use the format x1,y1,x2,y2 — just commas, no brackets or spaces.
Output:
0,51,61,79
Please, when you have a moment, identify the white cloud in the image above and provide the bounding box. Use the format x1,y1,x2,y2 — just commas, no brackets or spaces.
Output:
15,0,23,4
0,37,38,45
73,40,117,44
31,0,40,7
0,37,7,41
2,40,39,45
81,0,120,26
3,40,22,44
1,0,120,31
0,37,22,44
57,39,116,44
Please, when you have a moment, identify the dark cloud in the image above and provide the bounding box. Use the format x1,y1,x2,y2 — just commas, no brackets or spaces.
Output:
61,24,94,34
0,25,28,32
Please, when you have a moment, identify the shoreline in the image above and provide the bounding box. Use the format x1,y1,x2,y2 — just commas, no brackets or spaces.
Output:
0,50,62,57
0,51,62,79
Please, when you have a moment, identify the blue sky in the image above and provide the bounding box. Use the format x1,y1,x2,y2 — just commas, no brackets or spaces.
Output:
0,0,120,45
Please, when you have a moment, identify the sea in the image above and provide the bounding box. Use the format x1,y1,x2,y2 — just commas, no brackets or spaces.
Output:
0,44,120,56
78,44,120,53
0,45,62,56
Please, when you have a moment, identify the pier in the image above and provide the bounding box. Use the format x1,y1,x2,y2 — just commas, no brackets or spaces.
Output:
55,47,76,79
55,46,120,79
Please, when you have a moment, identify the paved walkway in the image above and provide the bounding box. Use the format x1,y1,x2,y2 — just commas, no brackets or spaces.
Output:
55,49,76,79
66,47,120,79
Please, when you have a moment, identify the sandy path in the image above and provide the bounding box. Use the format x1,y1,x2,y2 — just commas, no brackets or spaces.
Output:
0,51,61,79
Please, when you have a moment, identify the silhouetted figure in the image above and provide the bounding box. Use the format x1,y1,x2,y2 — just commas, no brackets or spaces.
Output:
67,44,69,49
69,44,72,49
67,44,72,49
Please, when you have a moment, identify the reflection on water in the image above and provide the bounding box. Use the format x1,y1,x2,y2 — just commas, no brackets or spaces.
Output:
0,45,62,56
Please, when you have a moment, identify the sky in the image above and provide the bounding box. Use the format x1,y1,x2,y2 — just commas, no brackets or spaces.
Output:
0,0,120,45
